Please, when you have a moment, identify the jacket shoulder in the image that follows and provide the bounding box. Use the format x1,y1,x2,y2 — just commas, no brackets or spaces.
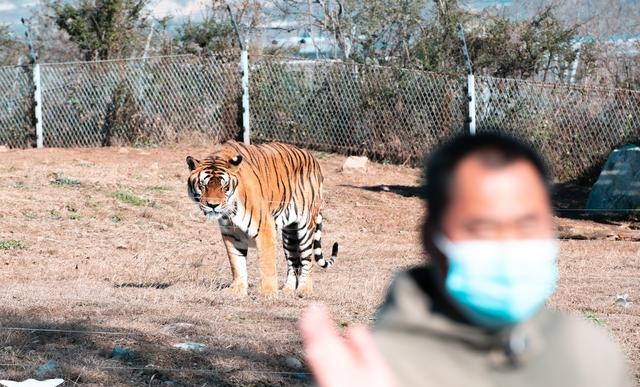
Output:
544,311,634,387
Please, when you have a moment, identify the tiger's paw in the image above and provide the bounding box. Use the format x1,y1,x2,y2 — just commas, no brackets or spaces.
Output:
296,278,313,297
258,280,278,297
282,286,296,297
283,276,297,294
223,281,248,297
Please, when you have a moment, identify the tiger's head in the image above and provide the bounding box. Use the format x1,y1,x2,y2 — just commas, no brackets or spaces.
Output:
186,151,243,220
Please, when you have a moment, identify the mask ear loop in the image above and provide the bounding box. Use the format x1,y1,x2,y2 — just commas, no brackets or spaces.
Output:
429,232,452,283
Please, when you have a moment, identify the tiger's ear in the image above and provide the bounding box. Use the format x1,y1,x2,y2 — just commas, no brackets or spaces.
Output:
186,156,200,171
229,154,243,167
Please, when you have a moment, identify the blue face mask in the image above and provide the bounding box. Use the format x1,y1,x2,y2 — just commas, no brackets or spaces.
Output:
434,235,559,331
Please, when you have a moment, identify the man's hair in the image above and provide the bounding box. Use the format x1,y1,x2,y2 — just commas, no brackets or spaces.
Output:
424,132,551,228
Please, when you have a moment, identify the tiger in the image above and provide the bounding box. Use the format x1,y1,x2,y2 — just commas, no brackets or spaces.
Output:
186,140,338,296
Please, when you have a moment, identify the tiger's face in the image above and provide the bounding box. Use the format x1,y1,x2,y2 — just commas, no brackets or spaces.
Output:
186,154,243,220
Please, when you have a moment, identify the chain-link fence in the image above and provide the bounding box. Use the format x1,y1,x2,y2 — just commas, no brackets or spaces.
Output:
249,56,639,182
0,65,34,148
250,58,467,163
39,54,240,147
475,77,640,182
0,53,639,182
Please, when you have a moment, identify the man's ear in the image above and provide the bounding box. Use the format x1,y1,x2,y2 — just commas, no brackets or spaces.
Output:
229,154,243,167
186,156,200,171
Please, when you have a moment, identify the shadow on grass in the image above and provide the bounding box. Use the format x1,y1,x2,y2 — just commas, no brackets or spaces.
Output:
347,182,638,225
0,312,309,386
341,184,426,199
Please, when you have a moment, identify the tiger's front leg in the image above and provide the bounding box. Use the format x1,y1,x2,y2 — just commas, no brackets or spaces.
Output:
220,232,248,296
281,225,301,293
255,217,278,296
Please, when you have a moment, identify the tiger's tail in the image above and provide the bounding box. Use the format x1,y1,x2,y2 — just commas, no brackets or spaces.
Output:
313,213,338,268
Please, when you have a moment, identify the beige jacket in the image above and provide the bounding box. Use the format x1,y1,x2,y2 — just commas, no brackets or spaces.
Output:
373,266,634,387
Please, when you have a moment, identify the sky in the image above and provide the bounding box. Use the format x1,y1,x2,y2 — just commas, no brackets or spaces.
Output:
1,0,637,38
0,0,519,34
1,0,38,33
0,0,209,34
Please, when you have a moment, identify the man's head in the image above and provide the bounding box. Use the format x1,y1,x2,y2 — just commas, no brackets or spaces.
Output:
421,132,558,330
423,133,554,258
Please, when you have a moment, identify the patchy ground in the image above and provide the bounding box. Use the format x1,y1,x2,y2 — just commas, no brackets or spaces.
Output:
0,145,638,386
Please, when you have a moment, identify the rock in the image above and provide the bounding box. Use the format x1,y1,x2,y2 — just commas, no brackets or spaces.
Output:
110,346,137,361
173,342,207,352
35,360,59,377
285,356,303,369
115,242,128,250
117,147,129,154
586,144,640,211
614,294,632,308
163,322,194,333
340,156,368,172
0,145,9,153
292,373,311,381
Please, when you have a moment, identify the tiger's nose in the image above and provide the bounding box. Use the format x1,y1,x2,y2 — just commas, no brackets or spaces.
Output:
206,203,220,211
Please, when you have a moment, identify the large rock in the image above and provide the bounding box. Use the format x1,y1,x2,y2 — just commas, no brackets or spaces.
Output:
341,156,368,172
586,144,640,211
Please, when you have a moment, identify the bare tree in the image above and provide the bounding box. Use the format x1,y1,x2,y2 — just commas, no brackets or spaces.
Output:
47,0,150,60
24,3,82,63
465,6,582,80
174,0,264,55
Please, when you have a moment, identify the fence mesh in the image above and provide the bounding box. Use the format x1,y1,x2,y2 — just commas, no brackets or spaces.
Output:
475,77,640,182
1,53,639,182
0,65,34,148
250,58,467,164
40,54,240,147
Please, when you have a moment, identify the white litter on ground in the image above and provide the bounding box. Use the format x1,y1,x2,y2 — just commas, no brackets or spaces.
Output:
0,380,64,387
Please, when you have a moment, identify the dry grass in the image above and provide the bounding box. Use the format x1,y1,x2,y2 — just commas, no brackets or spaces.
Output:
0,145,638,386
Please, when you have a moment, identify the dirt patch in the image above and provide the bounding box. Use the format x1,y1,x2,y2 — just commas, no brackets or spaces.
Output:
0,146,638,385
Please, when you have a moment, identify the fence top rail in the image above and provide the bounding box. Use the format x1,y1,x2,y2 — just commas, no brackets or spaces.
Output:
0,64,33,71
477,74,640,95
30,52,239,67
4,52,640,96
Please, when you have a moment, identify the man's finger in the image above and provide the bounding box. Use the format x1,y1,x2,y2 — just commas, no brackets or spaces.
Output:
300,304,355,387
346,324,396,386
299,304,339,344
346,325,387,366
300,304,346,369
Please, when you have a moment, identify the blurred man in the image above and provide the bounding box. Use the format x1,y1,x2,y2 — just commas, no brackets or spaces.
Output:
300,133,633,387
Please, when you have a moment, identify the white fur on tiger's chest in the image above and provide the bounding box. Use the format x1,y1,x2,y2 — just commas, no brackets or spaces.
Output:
218,217,257,247
221,200,302,242
274,202,304,230
224,201,257,239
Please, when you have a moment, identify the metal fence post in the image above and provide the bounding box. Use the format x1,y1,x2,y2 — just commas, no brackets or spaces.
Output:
458,23,476,135
467,73,476,135
22,18,44,148
227,5,250,144
240,44,250,144
33,64,43,148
